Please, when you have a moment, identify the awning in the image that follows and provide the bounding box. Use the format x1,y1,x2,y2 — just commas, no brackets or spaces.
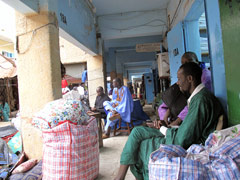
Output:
64,74,82,84
0,54,17,79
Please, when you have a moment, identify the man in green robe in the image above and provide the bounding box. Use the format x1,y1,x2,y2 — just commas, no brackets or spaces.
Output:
114,62,226,180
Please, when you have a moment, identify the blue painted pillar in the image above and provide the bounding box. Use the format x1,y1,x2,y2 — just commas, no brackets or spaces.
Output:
107,48,116,73
204,0,228,113
167,22,185,84
183,20,202,61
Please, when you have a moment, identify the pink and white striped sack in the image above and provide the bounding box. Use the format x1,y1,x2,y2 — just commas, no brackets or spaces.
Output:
42,116,99,180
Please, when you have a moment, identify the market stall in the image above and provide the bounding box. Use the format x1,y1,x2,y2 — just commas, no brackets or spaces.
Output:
0,54,19,114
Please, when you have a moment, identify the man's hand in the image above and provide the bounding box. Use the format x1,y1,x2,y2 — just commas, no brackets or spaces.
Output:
153,120,162,129
163,109,170,126
112,103,117,108
152,120,169,129
111,110,117,114
169,118,182,127
91,107,97,111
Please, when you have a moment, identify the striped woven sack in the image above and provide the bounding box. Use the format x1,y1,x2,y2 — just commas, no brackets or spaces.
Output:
42,116,99,180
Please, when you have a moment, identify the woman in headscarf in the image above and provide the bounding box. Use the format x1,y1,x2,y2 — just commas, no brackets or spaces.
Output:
0,96,10,121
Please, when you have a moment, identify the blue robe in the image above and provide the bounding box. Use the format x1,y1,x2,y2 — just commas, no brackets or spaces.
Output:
81,70,87,83
103,86,133,131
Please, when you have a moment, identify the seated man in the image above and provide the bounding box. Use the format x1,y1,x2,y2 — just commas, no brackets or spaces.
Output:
158,51,211,127
91,86,111,118
158,83,188,127
158,103,188,126
114,62,226,180
102,78,133,139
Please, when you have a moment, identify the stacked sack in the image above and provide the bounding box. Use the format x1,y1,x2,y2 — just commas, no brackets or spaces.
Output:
32,99,99,180
149,124,240,180
32,99,90,129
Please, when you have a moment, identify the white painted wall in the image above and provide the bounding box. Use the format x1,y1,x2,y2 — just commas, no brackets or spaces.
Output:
60,37,91,64
167,0,195,29
64,63,86,78
0,1,15,42
98,9,167,40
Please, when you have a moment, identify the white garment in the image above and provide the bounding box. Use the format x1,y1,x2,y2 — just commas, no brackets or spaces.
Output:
62,87,70,94
77,86,85,96
187,83,205,107
63,90,81,100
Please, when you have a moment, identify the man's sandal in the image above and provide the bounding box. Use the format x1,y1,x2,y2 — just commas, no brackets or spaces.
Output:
102,134,110,139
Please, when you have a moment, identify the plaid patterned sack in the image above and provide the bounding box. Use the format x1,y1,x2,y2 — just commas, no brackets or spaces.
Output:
149,125,240,180
42,117,99,180
149,145,208,180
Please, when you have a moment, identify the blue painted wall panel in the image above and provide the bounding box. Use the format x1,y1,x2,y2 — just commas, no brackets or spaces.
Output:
104,35,162,52
107,48,116,73
20,0,38,12
204,0,228,113
184,20,202,61
167,22,185,84
144,73,154,104
57,0,97,54
115,50,156,74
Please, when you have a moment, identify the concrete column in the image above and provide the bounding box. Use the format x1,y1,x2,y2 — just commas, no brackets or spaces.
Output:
117,73,123,82
87,55,105,107
123,78,128,86
16,11,61,159
110,71,117,82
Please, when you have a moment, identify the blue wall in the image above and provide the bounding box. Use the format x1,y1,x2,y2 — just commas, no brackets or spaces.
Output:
204,0,228,113
57,0,97,54
115,50,156,74
105,45,156,77
184,20,202,61
5,0,98,55
104,35,162,78
167,22,185,84
104,35,162,52
97,9,167,40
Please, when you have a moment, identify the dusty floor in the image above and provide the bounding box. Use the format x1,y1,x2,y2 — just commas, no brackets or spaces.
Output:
97,135,135,180
97,105,156,180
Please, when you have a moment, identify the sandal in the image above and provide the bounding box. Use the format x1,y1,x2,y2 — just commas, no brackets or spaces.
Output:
102,134,110,139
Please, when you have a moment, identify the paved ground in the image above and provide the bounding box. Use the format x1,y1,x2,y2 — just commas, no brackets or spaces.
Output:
97,135,135,180
97,105,156,180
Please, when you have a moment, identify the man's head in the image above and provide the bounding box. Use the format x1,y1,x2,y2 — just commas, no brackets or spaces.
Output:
181,51,199,65
113,78,122,89
96,86,104,96
73,86,78,91
80,82,85,87
177,62,202,97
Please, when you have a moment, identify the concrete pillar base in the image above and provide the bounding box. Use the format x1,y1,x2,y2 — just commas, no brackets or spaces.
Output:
87,55,105,107
123,78,128,86
15,11,61,159
110,71,117,82
21,118,43,160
